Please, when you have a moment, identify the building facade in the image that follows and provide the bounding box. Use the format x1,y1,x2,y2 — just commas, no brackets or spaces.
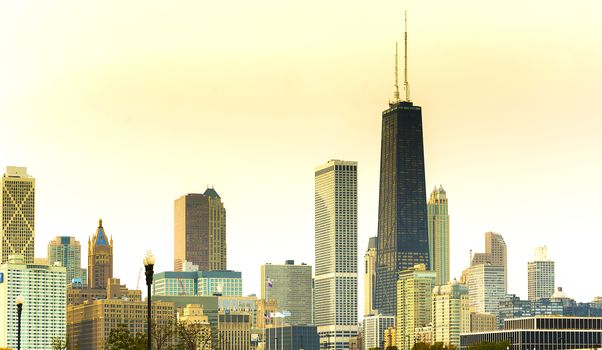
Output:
0,255,66,350
174,188,227,272
153,270,242,297
363,314,395,350
464,263,505,320
265,325,320,350
471,232,507,293
178,304,212,350
469,312,497,333
428,186,449,286
396,264,436,350
1,167,35,264
87,219,113,289
528,246,555,302
432,280,470,348
218,310,251,350
261,260,313,325
363,237,377,316
48,236,86,284
314,160,358,349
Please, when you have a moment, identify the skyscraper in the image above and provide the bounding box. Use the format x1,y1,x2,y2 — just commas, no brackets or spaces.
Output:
315,160,358,349
375,23,430,316
396,264,436,350
48,236,87,284
1,166,35,264
88,219,113,289
174,188,227,272
432,280,470,348
428,186,450,286
528,246,555,301
471,232,507,292
364,237,377,316
463,263,505,320
261,260,313,325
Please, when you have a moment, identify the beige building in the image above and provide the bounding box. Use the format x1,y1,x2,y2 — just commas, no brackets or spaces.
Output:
67,299,175,350
469,312,497,332
396,264,436,350
428,186,450,286
67,278,141,305
463,263,505,318
178,304,212,350
414,325,433,345
432,280,470,348
1,166,35,264
528,246,555,301
363,237,377,316
384,327,396,348
471,232,507,292
218,310,251,350
88,219,113,289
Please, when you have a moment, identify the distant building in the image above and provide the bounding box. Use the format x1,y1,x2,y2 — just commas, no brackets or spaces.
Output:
174,189,227,272
67,299,175,350
67,277,141,305
218,295,259,328
178,304,212,350
469,312,497,333
1,167,35,264
528,246,555,301
314,160,359,349
396,264,436,350
363,237,378,316
461,316,602,350
384,327,396,348
471,232,507,293
265,325,320,350
0,255,66,350
428,186,450,286
498,294,563,327
415,324,433,345
153,270,242,297
87,219,113,289
218,310,251,350
261,260,313,325
432,280,470,348
363,314,395,350
464,263,505,319
48,236,87,284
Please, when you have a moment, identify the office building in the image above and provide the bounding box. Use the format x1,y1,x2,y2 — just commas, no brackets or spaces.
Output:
396,264,436,350
528,246,555,301
460,316,602,350
471,232,507,292
314,160,358,349
48,236,86,284
218,310,251,350
432,280,470,348
363,314,395,350
469,312,497,333
498,294,563,326
174,188,227,272
218,295,259,328
265,325,320,350
1,167,35,264
261,260,313,325
67,299,175,350
87,219,113,289
153,270,242,297
384,327,396,348
178,304,212,350
0,255,66,350
67,277,141,305
428,186,450,286
364,237,377,316
464,263,505,320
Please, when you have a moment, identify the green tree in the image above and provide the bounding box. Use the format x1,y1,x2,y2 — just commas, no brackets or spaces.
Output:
105,324,146,350
51,336,68,350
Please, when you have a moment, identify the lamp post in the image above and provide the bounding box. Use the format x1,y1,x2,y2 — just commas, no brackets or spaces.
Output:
143,251,155,350
16,295,23,350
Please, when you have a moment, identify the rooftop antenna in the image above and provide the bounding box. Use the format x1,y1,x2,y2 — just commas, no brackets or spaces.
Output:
403,10,411,102
393,42,400,102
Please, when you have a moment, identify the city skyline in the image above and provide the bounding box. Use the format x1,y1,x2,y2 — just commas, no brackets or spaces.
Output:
1,0,602,315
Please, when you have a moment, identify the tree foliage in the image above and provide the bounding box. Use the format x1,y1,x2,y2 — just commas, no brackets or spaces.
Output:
105,324,146,350
467,341,510,350
412,342,457,350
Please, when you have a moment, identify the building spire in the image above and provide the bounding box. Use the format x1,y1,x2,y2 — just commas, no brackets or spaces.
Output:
403,10,411,102
393,42,400,102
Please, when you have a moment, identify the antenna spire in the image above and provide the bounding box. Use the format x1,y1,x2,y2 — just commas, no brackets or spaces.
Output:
403,10,411,102
393,42,400,102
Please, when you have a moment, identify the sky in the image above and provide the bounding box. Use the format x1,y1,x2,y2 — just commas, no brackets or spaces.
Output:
1,1,602,315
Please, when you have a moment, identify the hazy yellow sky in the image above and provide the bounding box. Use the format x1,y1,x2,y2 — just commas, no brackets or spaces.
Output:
1,1,601,308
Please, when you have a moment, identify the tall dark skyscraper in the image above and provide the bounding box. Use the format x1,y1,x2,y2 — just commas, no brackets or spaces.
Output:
375,16,430,316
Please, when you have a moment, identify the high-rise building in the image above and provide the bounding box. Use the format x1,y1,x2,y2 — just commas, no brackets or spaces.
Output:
153,270,242,297
375,33,430,317
1,167,35,264
428,186,450,286
218,310,251,350
469,312,497,333
261,260,313,325
177,304,212,350
48,236,87,284
174,188,227,272
471,232,507,292
314,160,358,349
363,314,395,350
464,263,505,321
265,325,320,350
396,264,436,350
0,255,66,350
432,280,470,348
528,246,555,301
363,237,377,316
87,219,113,289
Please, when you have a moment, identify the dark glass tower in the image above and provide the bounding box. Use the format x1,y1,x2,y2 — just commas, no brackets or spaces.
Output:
375,100,429,316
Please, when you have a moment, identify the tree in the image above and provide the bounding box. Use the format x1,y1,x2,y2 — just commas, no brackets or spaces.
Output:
175,320,212,350
51,337,68,350
105,324,146,350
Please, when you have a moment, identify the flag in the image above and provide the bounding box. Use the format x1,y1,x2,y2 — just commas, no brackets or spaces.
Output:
267,279,273,288
282,310,291,317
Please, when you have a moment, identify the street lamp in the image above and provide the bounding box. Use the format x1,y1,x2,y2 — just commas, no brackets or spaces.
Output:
143,251,156,350
16,295,23,350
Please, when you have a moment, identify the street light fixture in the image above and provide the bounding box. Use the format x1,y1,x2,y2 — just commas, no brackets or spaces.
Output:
143,251,156,350
16,295,23,350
